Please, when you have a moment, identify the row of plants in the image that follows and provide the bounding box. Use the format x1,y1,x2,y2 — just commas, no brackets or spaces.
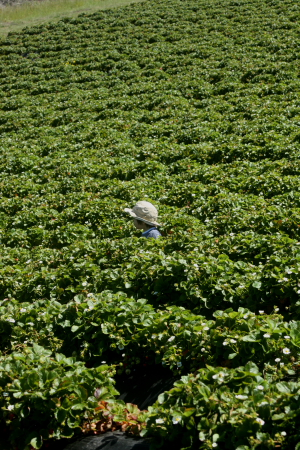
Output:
0,233,300,316
1,0,300,448
2,346,299,450
83,363,300,450
145,362,300,450
1,291,300,448
0,344,118,449
1,293,299,375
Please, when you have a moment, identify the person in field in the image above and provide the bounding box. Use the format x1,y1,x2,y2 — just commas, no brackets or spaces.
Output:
124,201,162,238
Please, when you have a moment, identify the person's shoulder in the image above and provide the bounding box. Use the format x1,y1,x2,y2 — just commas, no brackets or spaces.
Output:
148,228,161,238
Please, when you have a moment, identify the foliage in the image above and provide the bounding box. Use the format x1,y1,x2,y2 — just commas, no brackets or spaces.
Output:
0,0,300,448
0,345,118,449
146,363,300,450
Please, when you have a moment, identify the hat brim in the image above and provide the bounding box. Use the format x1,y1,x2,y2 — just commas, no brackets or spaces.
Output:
124,208,161,227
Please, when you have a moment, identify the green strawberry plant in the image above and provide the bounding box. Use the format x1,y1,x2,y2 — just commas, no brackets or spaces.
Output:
0,344,118,449
1,0,300,447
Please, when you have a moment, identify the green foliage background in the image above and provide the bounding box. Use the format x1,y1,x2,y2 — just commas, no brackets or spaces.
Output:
0,0,300,448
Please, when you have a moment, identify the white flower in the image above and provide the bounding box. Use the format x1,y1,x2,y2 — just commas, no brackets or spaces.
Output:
172,417,181,424
257,385,264,390
201,348,206,352
27,322,34,326
281,431,287,436
256,418,265,425
156,418,164,424
263,333,271,338
297,290,300,294
213,372,225,380
223,341,228,346
38,225,43,228
177,362,182,367
259,310,264,314
258,402,268,406
168,336,175,342
7,318,15,323
203,327,209,331
82,281,88,286
282,348,290,354
235,395,248,400
151,334,157,339
7,405,14,410
193,264,199,268
243,314,249,319
283,278,288,282
39,261,43,264
212,444,218,448
201,323,206,326
274,307,279,312
280,362,285,366
118,345,124,350
275,358,281,362
284,336,290,339
229,233,234,236
230,339,237,343
87,293,94,297
3,393,8,396
20,308,26,313
26,260,31,264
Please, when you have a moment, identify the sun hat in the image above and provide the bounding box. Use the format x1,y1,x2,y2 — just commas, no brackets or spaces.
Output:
124,201,161,227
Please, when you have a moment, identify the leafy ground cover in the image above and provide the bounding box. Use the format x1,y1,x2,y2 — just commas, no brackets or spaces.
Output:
0,0,300,448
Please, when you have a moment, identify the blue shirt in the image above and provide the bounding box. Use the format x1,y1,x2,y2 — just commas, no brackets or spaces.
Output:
141,227,161,239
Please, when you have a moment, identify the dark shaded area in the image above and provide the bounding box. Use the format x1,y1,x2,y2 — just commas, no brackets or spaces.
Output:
64,432,150,450
115,363,177,410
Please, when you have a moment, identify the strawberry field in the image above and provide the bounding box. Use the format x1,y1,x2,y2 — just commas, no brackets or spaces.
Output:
1,0,300,448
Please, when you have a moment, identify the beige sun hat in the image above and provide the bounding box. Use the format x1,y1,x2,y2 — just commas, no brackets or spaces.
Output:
124,201,161,227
